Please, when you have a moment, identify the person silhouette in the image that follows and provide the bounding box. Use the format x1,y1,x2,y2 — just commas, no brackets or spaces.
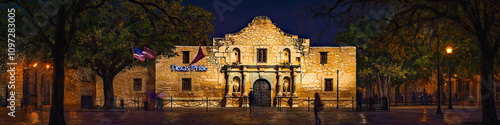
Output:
314,92,324,125
249,91,254,112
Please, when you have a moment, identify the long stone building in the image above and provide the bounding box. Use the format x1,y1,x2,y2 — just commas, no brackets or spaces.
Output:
154,16,356,107
2,16,357,108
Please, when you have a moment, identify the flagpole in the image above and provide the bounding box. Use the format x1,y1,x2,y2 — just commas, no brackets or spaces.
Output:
131,44,135,66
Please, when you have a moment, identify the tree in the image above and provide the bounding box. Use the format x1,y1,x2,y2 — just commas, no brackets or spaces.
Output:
2,0,211,124
335,16,408,99
311,0,500,123
68,0,214,108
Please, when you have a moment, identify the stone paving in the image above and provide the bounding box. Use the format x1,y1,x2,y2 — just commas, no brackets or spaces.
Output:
1,106,499,125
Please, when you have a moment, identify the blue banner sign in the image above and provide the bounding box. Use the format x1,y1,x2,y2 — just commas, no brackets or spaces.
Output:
171,65,207,72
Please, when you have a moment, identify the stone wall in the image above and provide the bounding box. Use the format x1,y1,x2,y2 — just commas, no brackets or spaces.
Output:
300,47,357,100
95,66,154,107
155,46,225,98
154,16,357,107
2,57,84,107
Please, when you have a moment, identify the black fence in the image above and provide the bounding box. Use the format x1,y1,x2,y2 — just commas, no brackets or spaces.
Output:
358,98,390,111
0,99,6,107
90,96,389,112
81,89,93,109
95,97,222,112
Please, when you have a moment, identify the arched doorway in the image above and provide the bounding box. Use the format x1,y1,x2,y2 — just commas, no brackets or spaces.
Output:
253,79,271,107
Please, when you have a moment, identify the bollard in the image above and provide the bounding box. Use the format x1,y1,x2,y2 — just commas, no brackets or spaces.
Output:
387,99,391,111
278,97,280,111
170,97,173,112
352,97,354,111
121,99,124,108
206,97,208,112
308,97,310,112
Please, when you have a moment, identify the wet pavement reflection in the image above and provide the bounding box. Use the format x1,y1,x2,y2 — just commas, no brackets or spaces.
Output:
1,106,499,124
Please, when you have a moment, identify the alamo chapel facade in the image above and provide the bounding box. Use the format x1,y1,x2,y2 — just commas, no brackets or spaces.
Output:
154,16,356,107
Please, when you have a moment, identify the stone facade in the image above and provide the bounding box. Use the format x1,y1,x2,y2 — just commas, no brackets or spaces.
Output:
94,66,155,107
1,58,86,107
155,16,357,107
1,16,357,109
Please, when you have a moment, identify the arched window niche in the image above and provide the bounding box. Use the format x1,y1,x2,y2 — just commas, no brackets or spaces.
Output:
283,48,291,64
232,48,241,64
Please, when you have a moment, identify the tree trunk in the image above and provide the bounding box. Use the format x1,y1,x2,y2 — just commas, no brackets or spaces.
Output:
101,74,116,108
480,49,498,124
49,8,67,125
377,72,382,97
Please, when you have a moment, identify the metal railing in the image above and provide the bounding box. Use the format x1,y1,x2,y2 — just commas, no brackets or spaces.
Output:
276,96,298,111
304,97,355,112
359,98,391,111
96,97,222,112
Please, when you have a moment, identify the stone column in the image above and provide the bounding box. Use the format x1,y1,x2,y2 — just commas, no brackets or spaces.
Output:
225,72,234,107
292,72,298,97
242,69,249,107
277,71,283,97
226,73,233,97
242,71,248,96
292,70,299,107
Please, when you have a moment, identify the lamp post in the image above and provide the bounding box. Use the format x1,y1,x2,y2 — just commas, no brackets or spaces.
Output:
337,70,339,109
43,64,50,105
446,46,453,109
33,63,38,109
435,32,442,114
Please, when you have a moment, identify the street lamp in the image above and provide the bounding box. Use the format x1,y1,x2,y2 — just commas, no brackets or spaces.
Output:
32,63,39,109
46,64,50,69
446,46,453,109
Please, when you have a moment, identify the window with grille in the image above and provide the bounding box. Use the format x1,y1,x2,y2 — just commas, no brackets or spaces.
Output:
133,79,142,91
325,79,333,91
257,49,267,63
182,78,192,91
182,51,190,64
320,52,328,64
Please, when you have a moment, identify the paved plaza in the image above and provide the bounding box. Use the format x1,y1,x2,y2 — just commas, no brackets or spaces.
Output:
0,105,499,124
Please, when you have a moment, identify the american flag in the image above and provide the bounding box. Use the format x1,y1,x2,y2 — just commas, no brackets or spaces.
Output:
133,47,146,62
143,47,157,59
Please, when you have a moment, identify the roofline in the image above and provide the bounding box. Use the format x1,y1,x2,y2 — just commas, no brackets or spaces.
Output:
310,46,356,48
175,46,212,47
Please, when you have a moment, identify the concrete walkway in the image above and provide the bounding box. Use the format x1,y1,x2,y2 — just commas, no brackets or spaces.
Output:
1,106,499,124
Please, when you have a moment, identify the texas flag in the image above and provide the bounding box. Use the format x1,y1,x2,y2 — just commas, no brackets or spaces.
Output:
143,47,157,59
190,46,205,65
133,47,146,62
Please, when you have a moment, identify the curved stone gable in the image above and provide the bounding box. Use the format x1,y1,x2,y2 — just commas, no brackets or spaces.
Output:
222,16,300,46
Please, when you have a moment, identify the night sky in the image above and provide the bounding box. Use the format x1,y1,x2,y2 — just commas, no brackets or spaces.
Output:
182,0,343,46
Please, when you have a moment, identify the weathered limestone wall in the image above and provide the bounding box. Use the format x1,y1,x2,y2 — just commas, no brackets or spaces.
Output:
300,47,357,99
155,46,225,107
95,66,154,107
2,58,85,107
223,16,302,46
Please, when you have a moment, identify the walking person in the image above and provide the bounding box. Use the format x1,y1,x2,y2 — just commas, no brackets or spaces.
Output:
356,91,362,111
249,91,254,112
157,92,164,111
149,91,157,111
314,92,324,125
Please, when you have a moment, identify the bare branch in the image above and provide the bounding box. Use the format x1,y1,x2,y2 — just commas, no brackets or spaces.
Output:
14,0,55,49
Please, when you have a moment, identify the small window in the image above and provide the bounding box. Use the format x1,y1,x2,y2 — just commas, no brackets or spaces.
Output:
325,79,333,91
283,48,291,64
232,48,241,63
133,79,142,91
257,49,267,63
182,78,192,91
320,52,328,64
296,57,301,63
182,51,190,64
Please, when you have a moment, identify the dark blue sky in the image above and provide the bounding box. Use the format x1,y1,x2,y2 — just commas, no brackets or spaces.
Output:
182,0,343,46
